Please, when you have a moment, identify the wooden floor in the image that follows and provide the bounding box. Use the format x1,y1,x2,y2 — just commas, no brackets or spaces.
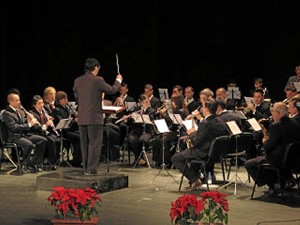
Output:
0,158,300,225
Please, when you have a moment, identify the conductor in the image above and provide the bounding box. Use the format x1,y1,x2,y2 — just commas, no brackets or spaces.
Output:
73,57,123,175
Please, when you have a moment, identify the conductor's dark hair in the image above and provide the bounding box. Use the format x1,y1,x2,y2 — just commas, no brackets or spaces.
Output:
84,58,100,72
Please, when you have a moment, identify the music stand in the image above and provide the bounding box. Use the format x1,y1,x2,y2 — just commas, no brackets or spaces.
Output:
246,118,263,156
132,113,153,170
227,87,241,100
158,88,169,102
218,121,243,195
168,113,184,154
151,119,178,184
54,118,74,168
103,106,126,173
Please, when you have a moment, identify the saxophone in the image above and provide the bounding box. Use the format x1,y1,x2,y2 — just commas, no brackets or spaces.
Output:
258,118,269,140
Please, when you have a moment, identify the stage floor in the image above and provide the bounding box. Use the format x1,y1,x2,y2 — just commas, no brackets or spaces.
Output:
0,160,300,225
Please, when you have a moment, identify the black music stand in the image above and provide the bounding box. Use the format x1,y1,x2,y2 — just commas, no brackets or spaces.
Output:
218,121,243,195
168,113,184,155
54,118,74,168
132,113,152,170
151,119,178,184
102,106,126,173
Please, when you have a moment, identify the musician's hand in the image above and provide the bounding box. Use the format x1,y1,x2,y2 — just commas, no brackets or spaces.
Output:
46,120,54,128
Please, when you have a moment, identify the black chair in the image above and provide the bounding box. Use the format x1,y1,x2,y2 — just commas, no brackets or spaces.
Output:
223,132,254,181
251,141,300,202
0,120,22,175
178,135,230,192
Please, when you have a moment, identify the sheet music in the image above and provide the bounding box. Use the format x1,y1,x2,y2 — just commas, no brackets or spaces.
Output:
154,119,170,133
55,118,73,130
131,113,153,125
158,88,169,102
244,96,254,105
293,82,300,92
227,87,241,99
182,119,193,130
226,121,242,135
168,113,183,125
125,102,137,112
102,106,124,113
247,118,262,132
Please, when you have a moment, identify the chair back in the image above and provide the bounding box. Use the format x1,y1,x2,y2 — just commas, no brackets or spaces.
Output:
208,135,230,163
282,141,300,171
226,132,255,159
0,120,9,147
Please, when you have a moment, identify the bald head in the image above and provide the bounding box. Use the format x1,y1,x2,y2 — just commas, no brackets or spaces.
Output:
7,93,21,109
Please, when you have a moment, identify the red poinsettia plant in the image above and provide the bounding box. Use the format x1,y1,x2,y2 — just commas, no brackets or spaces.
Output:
47,186,101,222
170,191,229,225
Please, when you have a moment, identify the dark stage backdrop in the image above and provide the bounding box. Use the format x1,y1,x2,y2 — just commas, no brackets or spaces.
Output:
1,1,300,109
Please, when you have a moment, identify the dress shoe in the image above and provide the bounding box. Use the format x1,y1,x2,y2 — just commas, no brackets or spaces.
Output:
185,179,202,191
84,170,99,176
267,184,281,197
21,165,32,174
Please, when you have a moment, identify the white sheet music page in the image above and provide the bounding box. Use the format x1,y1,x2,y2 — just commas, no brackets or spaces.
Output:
226,121,242,135
154,119,170,133
141,114,153,125
182,119,193,130
247,118,262,132
293,82,300,92
168,113,183,125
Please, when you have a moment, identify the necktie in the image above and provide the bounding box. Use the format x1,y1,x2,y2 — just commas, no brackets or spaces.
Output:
40,113,45,124
16,109,22,122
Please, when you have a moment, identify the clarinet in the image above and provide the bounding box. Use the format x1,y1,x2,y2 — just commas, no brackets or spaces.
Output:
42,107,59,136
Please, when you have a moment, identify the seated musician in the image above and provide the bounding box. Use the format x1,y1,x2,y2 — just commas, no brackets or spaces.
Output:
52,91,82,167
2,91,47,173
43,86,57,117
152,94,189,168
143,83,162,110
215,87,236,110
171,99,228,190
184,86,200,114
127,94,156,166
29,95,60,169
244,102,300,196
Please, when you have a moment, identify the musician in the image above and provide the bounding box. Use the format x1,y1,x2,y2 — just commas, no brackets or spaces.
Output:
2,92,47,173
249,77,270,99
127,94,156,166
171,84,184,97
29,95,60,169
283,85,300,104
152,94,189,168
215,87,235,110
215,97,243,130
288,97,300,123
184,86,200,114
52,91,82,167
143,83,161,110
284,64,300,91
244,89,271,121
43,86,56,117
112,82,136,145
171,99,228,190
244,102,300,196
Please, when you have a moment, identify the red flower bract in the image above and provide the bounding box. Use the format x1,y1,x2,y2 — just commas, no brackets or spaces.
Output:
170,191,229,225
47,186,102,222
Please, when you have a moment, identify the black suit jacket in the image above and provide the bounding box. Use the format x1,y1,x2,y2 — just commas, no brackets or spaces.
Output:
190,114,228,159
2,107,31,142
73,72,121,125
264,115,300,167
